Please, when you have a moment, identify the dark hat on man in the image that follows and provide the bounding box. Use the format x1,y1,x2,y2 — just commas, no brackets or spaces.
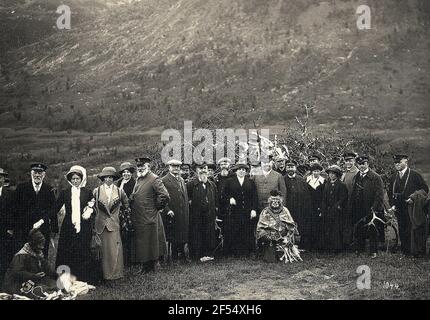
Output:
356,155,369,164
285,159,298,166
308,153,321,161
119,162,135,174
343,152,357,160
0,168,8,176
297,164,310,175
207,163,216,170
97,166,120,180
30,163,48,172
181,163,191,169
193,162,208,170
135,156,152,166
28,229,46,248
393,154,409,162
231,163,249,172
326,165,343,177
310,163,323,171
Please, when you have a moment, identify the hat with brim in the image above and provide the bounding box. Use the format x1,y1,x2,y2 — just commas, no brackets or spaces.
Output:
135,157,152,166
207,163,216,170
356,155,369,164
193,162,208,170
0,168,8,176
65,167,84,182
343,152,357,160
308,153,322,162
326,165,343,177
119,162,135,174
232,163,249,172
310,163,323,172
180,163,191,169
297,164,310,175
217,157,232,165
393,154,408,162
167,159,182,166
97,167,120,180
285,159,298,166
31,163,47,172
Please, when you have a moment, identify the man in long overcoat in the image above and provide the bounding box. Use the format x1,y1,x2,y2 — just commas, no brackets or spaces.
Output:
349,155,384,257
283,160,313,250
13,163,58,257
130,157,170,272
388,154,429,255
187,163,218,261
161,159,190,262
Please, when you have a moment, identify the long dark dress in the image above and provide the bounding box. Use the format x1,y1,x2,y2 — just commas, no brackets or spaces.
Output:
284,175,313,250
187,178,217,259
55,187,96,283
222,176,258,256
320,180,348,252
307,176,325,250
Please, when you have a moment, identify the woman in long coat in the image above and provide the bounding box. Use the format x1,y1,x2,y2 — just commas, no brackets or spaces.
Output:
55,166,96,283
93,167,129,280
320,166,349,253
222,164,258,257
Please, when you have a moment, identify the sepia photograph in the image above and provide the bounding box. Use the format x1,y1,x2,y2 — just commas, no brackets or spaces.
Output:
0,0,429,305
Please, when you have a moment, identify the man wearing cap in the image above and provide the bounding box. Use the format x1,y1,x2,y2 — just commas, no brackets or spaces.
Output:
0,168,15,284
341,152,359,197
388,154,429,255
161,159,190,262
130,157,170,272
273,155,287,176
253,159,286,214
221,163,258,257
349,155,384,258
13,163,58,257
284,160,313,250
187,162,218,261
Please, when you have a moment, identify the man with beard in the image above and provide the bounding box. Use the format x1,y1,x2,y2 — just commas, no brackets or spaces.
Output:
161,159,190,263
388,154,428,255
273,154,287,176
14,163,58,257
284,160,313,250
130,157,170,272
349,155,384,258
222,163,258,257
187,162,218,261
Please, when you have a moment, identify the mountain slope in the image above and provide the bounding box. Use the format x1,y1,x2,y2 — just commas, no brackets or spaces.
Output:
0,0,429,132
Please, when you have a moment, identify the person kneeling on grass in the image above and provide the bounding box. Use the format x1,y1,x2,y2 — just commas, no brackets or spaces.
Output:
256,190,301,263
2,229,57,295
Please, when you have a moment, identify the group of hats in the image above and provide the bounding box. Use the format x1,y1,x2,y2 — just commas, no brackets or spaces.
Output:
97,157,151,180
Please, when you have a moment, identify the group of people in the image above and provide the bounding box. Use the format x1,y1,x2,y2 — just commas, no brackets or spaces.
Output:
0,151,428,294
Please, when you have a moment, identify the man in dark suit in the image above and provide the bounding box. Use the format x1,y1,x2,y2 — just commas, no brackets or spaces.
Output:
14,163,58,257
0,168,15,284
349,155,384,258
388,154,429,255
161,159,190,262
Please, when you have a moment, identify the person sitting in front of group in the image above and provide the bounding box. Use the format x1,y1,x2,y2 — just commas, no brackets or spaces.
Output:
2,229,57,295
256,190,298,263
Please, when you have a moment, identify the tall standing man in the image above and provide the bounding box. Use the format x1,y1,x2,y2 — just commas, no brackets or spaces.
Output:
349,155,384,258
161,159,190,262
14,163,58,257
130,157,170,272
341,152,359,197
388,154,429,255
0,168,14,284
